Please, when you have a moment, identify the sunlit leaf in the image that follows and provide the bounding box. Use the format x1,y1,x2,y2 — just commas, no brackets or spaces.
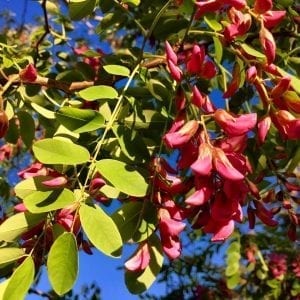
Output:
47,232,78,296
0,212,46,242
78,85,118,101
103,65,130,77
96,159,148,197
32,138,90,164
69,0,96,20
79,203,122,257
56,107,105,133
0,248,25,265
3,256,34,300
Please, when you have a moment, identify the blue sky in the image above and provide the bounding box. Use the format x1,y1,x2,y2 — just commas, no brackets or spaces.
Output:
2,1,166,298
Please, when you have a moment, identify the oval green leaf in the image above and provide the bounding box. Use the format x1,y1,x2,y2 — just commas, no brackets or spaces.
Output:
69,0,96,20
3,256,35,300
23,189,74,214
32,138,90,165
103,65,130,77
240,43,266,59
96,159,148,197
78,85,118,101
0,212,46,242
17,111,35,149
0,248,25,265
56,107,105,133
125,234,164,294
79,203,122,257
47,232,78,296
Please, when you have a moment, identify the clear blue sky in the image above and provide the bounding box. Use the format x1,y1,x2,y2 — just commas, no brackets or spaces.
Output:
2,1,166,298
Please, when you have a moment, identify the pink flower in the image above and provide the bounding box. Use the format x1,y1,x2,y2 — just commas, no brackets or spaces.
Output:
224,9,252,42
212,148,244,181
268,253,287,279
195,0,221,18
167,59,182,82
272,110,300,140
270,76,291,98
125,243,151,272
185,176,213,206
165,41,177,64
259,26,276,64
246,66,257,82
18,162,48,179
215,135,248,153
257,116,271,144
186,45,217,79
204,219,235,242
164,120,199,148
262,10,286,28
191,143,213,176
159,207,186,259
192,86,216,113
214,109,257,136
223,62,241,98
292,255,300,278
254,0,272,14
41,176,68,188
19,64,37,82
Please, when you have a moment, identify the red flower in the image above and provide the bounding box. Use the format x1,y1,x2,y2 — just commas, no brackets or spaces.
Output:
192,86,216,113
268,253,287,279
212,148,244,181
257,116,271,144
214,109,257,136
270,76,291,98
272,110,300,140
191,142,213,176
19,64,37,82
254,0,272,15
204,219,235,242
164,120,199,148
165,41,177,64
262,10,286,28
186,45,217,79
125,243,150,272
259,26,276,64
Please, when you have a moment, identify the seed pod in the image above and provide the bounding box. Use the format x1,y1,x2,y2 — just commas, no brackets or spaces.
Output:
0,110,9,138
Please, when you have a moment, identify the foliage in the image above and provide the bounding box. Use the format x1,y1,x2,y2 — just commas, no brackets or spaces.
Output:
0,0,299,298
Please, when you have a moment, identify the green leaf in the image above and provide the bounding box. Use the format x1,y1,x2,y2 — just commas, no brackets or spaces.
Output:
226,273,240,289
0,248,25,265
103,65,130,77
23,189,75,213
147,79,170,102
123,0,140,5
213,36,223,63
31,103,56,119
15,176,75,213
17,111,35,149
79,203,122,257
32,138,90,165
0,279,9,300
56,107,105,133
112,125,149,163
125,234,164,294
78,85,118,101
111,201,157,243
69,0,96,20
287,145,300,172
240,43,266,59
96,159,148,197
0,212,46,242
3,256,34,300
204,14,222,31
47,232,78,296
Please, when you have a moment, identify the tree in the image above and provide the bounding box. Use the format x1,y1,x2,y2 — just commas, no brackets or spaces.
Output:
0,0,299,298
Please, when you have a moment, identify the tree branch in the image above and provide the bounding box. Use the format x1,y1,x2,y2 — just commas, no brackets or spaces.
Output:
7,74,94,94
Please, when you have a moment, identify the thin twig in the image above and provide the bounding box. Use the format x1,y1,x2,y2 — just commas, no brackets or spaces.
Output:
35,0,51,62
